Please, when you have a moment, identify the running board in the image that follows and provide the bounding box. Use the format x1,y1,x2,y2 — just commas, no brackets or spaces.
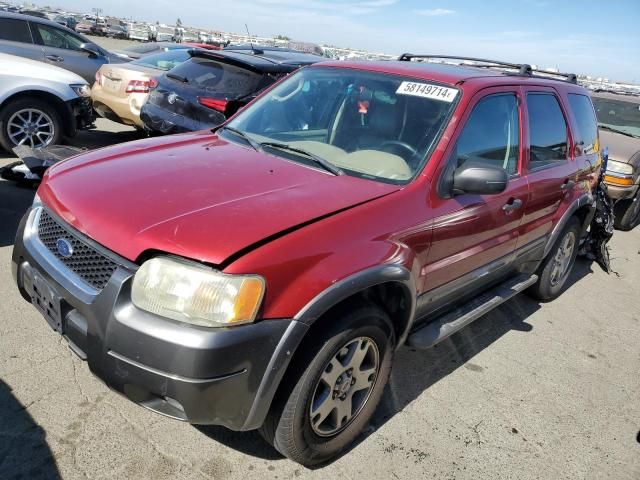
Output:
407,273,538,349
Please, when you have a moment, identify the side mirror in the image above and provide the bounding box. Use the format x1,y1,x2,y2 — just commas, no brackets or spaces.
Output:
80,42,102,58
452,162,508,195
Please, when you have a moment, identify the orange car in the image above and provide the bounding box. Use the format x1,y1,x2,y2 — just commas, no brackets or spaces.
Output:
91,49,191,129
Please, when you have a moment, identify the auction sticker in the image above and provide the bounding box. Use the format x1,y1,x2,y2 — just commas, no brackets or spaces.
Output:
396,81,458,103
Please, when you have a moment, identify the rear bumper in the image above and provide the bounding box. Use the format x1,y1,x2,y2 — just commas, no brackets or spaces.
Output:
12,207,307,430
140,102,223,134
92,88,147,128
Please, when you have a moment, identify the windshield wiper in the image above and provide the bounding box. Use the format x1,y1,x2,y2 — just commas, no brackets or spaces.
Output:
259,141,343,176
219,126,263,152
598,124,640,138
167,73,188,83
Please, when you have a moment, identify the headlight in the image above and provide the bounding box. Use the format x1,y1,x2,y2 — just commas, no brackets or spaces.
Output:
70,84,91,97
606,160,634,176
32,192,42,208
131,257,265,328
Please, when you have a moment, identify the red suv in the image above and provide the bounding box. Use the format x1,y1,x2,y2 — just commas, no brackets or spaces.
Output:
12,55,600,466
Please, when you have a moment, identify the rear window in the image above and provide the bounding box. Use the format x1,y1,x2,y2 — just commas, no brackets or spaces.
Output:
568,94,598,154
0,18,32,43
131,49,190,71
526,93,568,168
168,57,263,96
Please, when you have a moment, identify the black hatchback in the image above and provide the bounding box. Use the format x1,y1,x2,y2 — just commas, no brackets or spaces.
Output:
140,48,322,134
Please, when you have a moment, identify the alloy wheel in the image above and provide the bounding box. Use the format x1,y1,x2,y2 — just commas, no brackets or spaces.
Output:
309,336,380,437
549,230,576,287
7,108,55,148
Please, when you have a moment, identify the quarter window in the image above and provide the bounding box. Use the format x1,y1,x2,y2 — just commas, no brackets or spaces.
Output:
34,24,84,51
0,18,32,43
568,94,599,155
527,93,568,168
455,93,520,175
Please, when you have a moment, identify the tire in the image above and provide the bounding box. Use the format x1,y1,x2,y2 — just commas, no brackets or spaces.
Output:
527,216,581,302
0,98,63,152
260,304,395,467
613,194,640,231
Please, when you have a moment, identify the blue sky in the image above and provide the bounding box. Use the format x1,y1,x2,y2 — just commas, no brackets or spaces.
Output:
33,0,640,81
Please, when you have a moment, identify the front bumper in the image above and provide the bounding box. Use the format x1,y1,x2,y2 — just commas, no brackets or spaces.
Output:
12,207,306,430
65,97,95,137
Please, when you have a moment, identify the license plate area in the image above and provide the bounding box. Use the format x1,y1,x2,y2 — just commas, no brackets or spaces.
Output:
104,78,121,93
24,268,65,333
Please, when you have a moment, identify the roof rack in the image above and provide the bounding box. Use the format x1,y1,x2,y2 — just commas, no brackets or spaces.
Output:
397,54,577,84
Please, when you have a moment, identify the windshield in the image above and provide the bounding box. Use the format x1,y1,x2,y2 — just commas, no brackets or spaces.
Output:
226,67,458,183
592,96,640,138
131,49,190,71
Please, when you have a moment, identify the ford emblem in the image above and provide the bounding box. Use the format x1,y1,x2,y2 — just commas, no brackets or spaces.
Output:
167,92,178,104
56,238,73,258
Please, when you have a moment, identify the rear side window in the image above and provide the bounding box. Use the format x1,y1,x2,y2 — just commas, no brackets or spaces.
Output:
568,94,598,155
168,57,263,96
455,93,520,175
0,18,32,43
527,93,568,169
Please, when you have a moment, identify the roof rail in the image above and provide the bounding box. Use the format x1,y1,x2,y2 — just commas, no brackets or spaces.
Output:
397,54,577,84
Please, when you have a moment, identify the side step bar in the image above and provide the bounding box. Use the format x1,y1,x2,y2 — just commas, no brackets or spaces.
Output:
407,274,538,349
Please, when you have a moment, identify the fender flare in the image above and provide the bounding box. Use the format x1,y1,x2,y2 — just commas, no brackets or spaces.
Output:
543,193,595,258
241,264,417,430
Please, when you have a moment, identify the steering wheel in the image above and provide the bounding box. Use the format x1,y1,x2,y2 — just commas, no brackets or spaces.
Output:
378,140,417,157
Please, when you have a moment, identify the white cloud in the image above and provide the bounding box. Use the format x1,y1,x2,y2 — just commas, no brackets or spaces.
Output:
414,8,456,16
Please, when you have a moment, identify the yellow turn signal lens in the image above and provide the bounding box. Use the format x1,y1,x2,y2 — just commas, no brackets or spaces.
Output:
604,175,634,187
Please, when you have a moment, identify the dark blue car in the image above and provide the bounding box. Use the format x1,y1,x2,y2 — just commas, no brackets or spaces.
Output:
140,47,321,135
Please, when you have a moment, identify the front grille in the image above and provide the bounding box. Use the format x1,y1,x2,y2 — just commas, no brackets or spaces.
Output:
37,209,118,290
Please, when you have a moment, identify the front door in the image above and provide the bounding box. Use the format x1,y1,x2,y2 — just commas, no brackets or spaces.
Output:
30,22,105,83
419,87,528,316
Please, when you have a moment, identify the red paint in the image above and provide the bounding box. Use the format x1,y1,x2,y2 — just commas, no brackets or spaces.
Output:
39,61,598,320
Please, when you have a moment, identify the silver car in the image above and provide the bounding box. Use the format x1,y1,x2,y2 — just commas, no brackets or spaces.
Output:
0,12,125,83
0,52,93,150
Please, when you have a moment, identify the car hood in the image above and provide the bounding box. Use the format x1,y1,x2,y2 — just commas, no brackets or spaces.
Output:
40,131,400,265
0,52,86,85
600,129,640,164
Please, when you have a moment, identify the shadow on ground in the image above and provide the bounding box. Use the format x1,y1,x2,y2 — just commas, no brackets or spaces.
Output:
0,180,34,248
197,259,596,466
0,380,60,479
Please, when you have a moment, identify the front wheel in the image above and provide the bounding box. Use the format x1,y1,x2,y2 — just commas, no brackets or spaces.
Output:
613,193,640,231
0,98,62,151
260,304,394,467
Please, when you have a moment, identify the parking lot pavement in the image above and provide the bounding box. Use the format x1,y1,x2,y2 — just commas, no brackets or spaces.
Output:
1,120,639,479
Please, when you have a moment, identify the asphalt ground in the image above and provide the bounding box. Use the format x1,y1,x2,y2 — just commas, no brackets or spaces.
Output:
0,38,639,479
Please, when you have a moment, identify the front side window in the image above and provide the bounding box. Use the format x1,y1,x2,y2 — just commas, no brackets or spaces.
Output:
591,95,640,139
568,94,599,154
34,24,84,51
454,93,520,175
527,93,568,169
227,67,458,183
0,18,32,43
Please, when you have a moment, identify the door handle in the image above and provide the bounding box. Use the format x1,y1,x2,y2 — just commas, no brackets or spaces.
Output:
561,179,575,192
502,198,523,212
46,55,63,62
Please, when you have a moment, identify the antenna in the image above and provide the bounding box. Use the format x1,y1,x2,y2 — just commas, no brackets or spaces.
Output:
245,24,255,53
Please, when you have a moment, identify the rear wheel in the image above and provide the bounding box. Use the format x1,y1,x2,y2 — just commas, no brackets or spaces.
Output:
613,193,640,231
260,304,394,467
527,216,581,302
0,98,62,151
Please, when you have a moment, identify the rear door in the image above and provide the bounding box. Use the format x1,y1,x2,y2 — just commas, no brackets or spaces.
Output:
30,22,106,82
422,87,528,310
518,87,579,247
0,16,44,62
